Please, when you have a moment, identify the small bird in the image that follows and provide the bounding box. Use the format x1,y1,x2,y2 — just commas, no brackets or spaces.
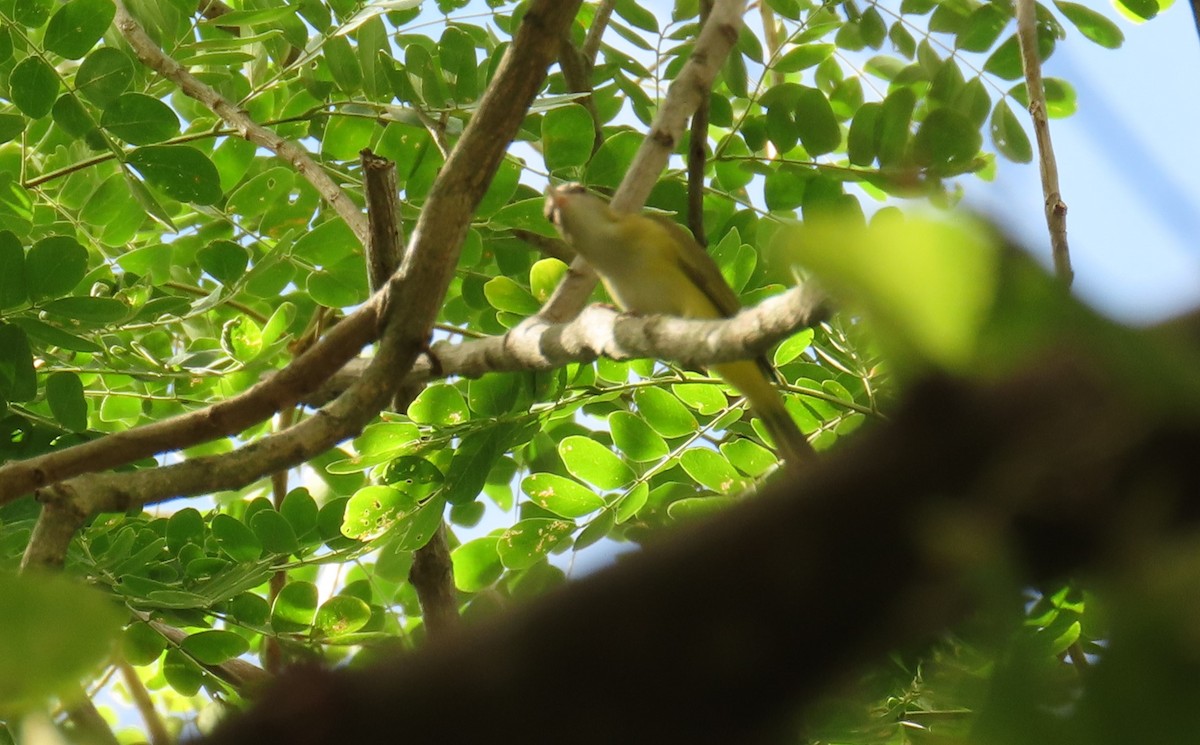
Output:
544,183,813,467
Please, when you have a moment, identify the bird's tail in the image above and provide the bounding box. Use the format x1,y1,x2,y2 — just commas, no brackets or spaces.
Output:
713,359,814,469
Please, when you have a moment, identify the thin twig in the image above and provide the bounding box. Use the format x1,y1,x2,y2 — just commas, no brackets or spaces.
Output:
582,0,618,67
113,0,370,247
687,0,714,244
759,1,785,87
557,35,605,154
117,659,172,745
62,685,121,745
511,228,576,262
1015,0,1072,287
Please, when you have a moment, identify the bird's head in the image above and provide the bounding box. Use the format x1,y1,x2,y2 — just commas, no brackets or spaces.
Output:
544,183,617,248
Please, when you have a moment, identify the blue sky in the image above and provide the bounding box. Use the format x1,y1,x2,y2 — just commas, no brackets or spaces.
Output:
965,4,1200,323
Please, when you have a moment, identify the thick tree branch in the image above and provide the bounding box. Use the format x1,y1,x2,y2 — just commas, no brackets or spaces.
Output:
540,0,749,322
20,498,87,571
303,284,828,406
0,298,385,507
201,348,1200,745
23,0,584,515
1015,0,1072,287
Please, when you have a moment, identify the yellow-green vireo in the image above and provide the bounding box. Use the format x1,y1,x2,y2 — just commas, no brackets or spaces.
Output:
544,183,813,467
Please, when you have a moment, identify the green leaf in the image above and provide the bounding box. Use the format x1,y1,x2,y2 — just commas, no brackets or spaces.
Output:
313,595,372,637
76,47,134,106
784,218,999,372
668,494,737,520
680,449,750,493
13,0,52,27
0,573,123,711
991,99,1033,163
26,235,86,300
180,630,249,665
10,57,60,118
483,275,539,315
250,509,300,555
0,329,40,402
609,410,669,462
954,77,992,128
408,383,469,426
889,22,917,58
847,101,881,166
122,623,166,666
438,25,477,101
558,436,634,490
956,5,1009,52
166,508,204,552
211,513,263,562
721,438,776,477
44,0,114,59
913,108,983,171
1114,0,1158,20
0,231,25,308
46,371,87,431
342,485,419,540
390,496,446,551
201,4,300,25
442,424,512,505
774,43,833,73
374,538,414,582
1054,1,1123,47
41,296,128,324
451,535,502,592
11,317,100,353
306,257,368,308
271,581,318,633
586,130,641,189
876,87,916,167
794,86,841,156
101,93,180,144
672,382,728,415
497,518,574,570
634,386,698,439
324,35,363,93
80,173,131,227
227,167,297,220
0,113,25,145
197,240,249,284
127,146,223,205
542,104,594,170
522,473,605,518
280,488,319,538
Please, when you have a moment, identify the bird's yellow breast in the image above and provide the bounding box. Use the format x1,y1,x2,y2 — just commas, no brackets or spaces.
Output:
599,217,723,320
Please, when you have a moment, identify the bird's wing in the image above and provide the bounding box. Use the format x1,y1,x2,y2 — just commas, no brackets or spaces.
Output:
648,215,743,319
649,215,790,385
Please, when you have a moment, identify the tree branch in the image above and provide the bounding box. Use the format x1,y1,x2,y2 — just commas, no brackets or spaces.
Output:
582,0,618,67
1015,0,1072,287
688,0,715,245
113,0,370,247
117,659,172,745
363,150,458,639
22,0,584,516
200,348,1200,745
539,0,748,323
302,284,827,406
